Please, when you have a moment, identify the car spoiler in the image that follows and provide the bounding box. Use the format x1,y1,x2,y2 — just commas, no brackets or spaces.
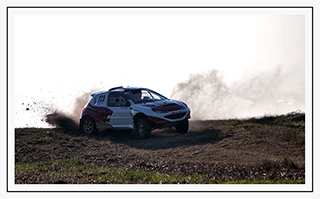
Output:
108,86,123,91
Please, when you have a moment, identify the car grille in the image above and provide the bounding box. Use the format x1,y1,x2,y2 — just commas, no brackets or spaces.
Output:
164,112,187,119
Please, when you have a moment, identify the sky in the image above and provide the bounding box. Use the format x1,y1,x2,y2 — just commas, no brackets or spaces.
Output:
10,8,311,128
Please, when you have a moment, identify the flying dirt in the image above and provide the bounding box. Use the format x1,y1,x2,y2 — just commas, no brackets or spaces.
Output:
44,89,95,131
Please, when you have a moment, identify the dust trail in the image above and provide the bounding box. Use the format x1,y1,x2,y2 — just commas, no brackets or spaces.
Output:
45,89,97,131
45,111,79,131
170,67,305,120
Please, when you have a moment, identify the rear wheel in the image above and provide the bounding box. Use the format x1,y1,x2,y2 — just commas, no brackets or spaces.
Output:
136,118,151,139
80,117,97,134
175,119,189,133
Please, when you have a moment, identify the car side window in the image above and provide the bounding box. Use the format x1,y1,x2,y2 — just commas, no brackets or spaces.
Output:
107,93,128,107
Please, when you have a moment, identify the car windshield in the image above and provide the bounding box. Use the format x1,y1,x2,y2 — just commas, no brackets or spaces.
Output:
124,89,167,104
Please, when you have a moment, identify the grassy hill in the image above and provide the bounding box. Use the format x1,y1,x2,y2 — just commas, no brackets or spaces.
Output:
15,111,305,184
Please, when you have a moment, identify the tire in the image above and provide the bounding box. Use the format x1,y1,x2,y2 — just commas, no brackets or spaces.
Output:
175,119,189,133
80,117,97,135
136,118,151,139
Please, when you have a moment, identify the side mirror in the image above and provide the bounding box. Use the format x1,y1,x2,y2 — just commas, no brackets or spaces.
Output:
126,101,131,107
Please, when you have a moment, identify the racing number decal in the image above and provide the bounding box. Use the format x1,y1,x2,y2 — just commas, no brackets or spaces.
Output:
94,95,106,105
98,95,106,102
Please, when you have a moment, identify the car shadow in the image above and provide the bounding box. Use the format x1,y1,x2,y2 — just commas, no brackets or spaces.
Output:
92,126,224,150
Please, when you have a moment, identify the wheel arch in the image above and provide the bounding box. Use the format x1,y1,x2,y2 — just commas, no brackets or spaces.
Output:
80,115,95,123
133,113,148,125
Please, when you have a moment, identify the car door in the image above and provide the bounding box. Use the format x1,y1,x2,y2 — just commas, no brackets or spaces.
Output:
107,93,133,128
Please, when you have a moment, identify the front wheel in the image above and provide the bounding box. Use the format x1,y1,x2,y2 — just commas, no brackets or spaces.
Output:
175,119,189,133
136,118,151,139
80,117,97,134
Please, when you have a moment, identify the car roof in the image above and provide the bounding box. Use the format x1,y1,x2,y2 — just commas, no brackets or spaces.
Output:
109,86,145,91
91,86,147,96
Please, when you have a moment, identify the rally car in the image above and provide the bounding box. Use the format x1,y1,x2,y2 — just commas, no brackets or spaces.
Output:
79,86,191,138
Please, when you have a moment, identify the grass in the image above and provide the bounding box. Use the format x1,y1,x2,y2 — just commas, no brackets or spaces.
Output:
15,158,207,184
15,158,304,184
34,136,53,144
221,179,305,184
213,111,305,145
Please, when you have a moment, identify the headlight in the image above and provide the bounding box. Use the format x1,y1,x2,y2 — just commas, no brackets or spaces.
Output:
152,108,168,113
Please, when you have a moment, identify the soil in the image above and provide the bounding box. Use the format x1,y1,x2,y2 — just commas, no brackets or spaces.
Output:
15,119,305,183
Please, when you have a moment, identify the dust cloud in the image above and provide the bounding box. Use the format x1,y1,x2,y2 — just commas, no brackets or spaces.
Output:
45,111,79,131
45,89,96,130
170,67,305,120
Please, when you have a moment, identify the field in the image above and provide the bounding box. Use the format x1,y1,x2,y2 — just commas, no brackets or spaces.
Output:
15,111,305,184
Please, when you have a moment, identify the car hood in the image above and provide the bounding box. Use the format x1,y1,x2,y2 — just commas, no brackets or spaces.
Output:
140,100,185,111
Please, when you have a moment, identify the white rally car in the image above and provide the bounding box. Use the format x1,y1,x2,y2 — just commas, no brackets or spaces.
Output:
79,86,191,138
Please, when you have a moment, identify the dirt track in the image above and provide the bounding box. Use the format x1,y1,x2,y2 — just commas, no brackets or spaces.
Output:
15,118,305,183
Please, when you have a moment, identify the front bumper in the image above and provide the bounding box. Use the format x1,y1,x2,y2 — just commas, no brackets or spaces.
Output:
147,110,190,126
